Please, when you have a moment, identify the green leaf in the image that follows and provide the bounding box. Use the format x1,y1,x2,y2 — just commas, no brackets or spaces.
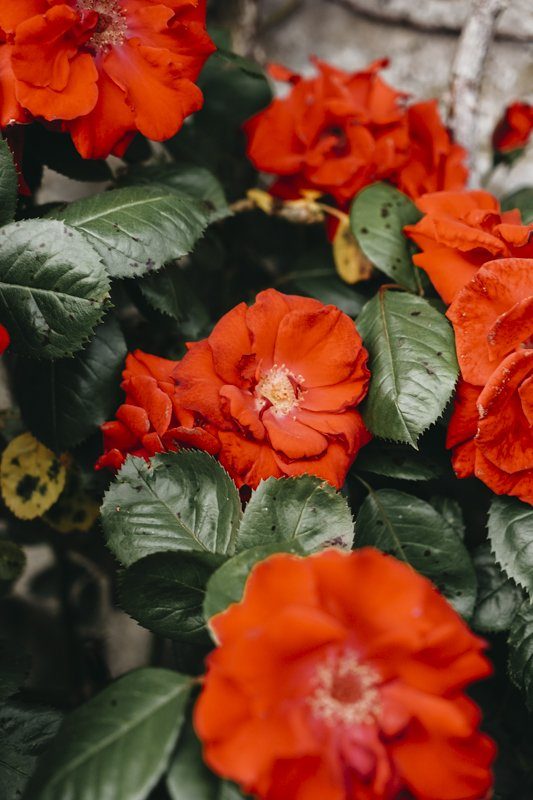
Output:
166,717,219,800
488,496,533,595
355,488,477,618
472,544,523,633
219,784,250,800
52,186,211,279
15,315,126,451
117,164,228,221
0,540,26,583
357,290,458,446
356,440,448,481
196,48,273,129
500,187,533,223
429,496,465,540
0,220,109,359
350,183,422,292
0,642,30,700
508,600,533,711
25,668,191,800
101,451,242,567
119,551,223,641
138,263,209,334
236,476,354,554
166,47,272,198
0,700,62,800
204,541,305,621
0,138,17,227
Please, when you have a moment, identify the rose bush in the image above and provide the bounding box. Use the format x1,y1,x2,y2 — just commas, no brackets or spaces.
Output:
0,16,532,800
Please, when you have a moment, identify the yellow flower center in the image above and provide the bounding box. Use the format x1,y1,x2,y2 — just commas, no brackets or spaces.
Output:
78,0,127,51
309,652,381,726
256,365,302,416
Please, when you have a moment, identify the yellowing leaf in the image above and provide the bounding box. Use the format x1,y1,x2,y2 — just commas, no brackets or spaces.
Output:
245,189,325,224
333,216,373,285
44,470,99,534
246,189,275,214
1,433,66,520
300,190,323,202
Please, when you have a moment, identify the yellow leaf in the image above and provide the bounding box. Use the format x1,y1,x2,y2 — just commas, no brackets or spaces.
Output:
43,469,99,534
333,217,373,285
300,190,324,202
247,188,275,214
1,433,66,520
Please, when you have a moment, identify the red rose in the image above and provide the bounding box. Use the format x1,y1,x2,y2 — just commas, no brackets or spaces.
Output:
173,289,371,489
0,324,9,354
446,258,533,504
404,190,533,304
493,101,533,154
195,548,495,800
96,349,218,472
244,58,467,207
0,0,214,158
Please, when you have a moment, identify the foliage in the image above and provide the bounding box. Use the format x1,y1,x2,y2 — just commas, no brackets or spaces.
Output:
357,289,458,446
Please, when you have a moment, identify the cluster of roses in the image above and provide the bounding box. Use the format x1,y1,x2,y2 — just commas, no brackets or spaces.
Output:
0,0,213,159
244,58,468,206
406,192,533,505
244,59,533,205
98,57,533,506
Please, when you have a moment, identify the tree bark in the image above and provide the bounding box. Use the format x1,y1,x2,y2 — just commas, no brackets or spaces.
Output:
449,0,510,185
212,0,263,59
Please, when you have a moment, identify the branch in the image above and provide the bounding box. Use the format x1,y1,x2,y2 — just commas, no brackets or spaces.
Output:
325,0,532,42
217,0,263,60
449,0,510,186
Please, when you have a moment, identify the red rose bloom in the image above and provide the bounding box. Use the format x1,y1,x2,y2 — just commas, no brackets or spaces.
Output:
173,289,371,490
0,324,9,354
195,548,495,800
493,101,533,154
404,190,533,304
446,258,533,504
394,101,469,200
0,0,214,158
96,349,218,472
244,59,467,207
447,359,533,505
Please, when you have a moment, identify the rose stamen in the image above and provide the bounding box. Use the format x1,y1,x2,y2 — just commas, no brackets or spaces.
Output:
77,0,127,51
255,364,303,416
309,651,381,727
